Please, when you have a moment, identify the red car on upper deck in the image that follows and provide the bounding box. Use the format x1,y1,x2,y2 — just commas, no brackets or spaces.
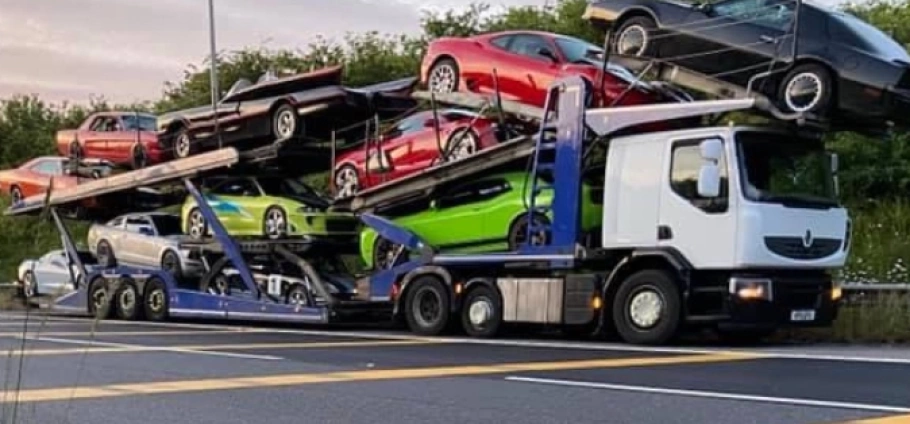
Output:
56,112,165,169
420,30,692,110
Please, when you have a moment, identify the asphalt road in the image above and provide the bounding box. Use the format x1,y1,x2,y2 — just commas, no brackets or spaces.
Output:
0,312,906,424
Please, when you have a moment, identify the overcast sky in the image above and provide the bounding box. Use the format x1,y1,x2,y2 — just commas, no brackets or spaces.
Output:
1,0,846,105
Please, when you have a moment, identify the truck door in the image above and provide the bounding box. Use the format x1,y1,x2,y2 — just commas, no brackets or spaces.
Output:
658,135,737,267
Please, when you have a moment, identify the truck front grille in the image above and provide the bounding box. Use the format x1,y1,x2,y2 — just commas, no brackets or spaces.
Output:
764,236,842,260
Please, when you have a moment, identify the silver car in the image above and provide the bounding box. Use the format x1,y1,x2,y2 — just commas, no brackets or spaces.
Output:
86,212,206,279
16,249,93,300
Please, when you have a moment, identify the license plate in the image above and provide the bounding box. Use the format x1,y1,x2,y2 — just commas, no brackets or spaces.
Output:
790,309,816,322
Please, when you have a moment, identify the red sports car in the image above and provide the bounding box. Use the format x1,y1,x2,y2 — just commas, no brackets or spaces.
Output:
420,30,691,108
0,156,111,212
56,112,165,169
333,109,500,198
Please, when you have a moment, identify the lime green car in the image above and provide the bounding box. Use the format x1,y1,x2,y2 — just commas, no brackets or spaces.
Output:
181,175,359,240
360,170,604,269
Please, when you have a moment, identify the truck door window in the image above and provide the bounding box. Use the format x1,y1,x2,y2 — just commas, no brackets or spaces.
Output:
670,138,728,213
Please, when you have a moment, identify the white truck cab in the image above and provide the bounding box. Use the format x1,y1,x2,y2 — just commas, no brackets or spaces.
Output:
600,125,848,338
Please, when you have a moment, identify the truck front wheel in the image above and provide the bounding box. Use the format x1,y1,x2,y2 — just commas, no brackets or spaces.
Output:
404,276,451,336
612,269,681,345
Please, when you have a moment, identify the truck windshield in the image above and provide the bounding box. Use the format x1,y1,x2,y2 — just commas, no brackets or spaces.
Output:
736,131,837,208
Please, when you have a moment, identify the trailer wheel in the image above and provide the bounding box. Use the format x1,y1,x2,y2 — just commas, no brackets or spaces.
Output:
461,285,502,338
87,277,111,319
612,269,681,345
114,278,143,320
96,240,116,268
143,277,169,321
405,276,450,336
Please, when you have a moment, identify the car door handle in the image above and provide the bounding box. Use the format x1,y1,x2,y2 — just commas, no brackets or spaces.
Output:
759,35,777,44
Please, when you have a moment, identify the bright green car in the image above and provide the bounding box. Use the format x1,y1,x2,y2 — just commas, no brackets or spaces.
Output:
360,170,604,269
181,175,360,240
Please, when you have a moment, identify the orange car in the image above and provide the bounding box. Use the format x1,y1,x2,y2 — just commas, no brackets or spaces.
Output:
0,156,112,213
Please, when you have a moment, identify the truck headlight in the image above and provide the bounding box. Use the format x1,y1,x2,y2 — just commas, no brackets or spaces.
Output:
831,282,843,302
729,277,772,301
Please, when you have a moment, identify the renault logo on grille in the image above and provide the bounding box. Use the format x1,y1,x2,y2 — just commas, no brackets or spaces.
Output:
803,230,813,248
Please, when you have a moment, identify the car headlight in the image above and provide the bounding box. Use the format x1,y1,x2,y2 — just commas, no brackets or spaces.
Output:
729,277,773,301
830,281,843,302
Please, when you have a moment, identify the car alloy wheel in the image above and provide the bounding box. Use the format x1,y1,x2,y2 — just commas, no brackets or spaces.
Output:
429,62,457,94
10,187,22,205
273,105,298,141
616,24,649,56
783,72,824,113
264,207,287,239
444,129,478,162
188,209,207,239
174,132,192,158
334,165,360,199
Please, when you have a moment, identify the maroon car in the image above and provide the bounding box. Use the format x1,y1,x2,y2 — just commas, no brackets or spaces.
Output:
333,109,501,198
57,112,164,169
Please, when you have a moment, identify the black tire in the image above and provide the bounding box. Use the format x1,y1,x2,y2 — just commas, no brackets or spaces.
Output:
443,128,479,162
777,63,833,115
160,250,183,279
427,58,460,94
87,277,111,319
69,140,83,161
373,236,404,270
286,283,310,306
143,277,169,321
461,285,503,338
131,143,148,169
507,213,551,251
612,16,659,57
201,270,234,296
262,206,288,240
186,207,208,239
612,269,682,345
172,127,194,159
96,240,116,268
404,276,451,336
113,278,143,320
9,186,23,205
271,103,299,142
333,164,360,199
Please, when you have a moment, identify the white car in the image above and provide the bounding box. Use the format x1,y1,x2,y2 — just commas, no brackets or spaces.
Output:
17,249,94,299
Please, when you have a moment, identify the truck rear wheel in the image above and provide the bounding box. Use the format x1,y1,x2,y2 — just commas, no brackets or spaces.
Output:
612,269,681,345
461,285,502,338
404,276,450,336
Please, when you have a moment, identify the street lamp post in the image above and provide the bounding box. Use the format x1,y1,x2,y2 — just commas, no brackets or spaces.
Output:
208,0,221,149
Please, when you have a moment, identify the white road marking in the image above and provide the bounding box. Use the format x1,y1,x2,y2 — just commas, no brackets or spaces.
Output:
505,376,910,413
19,336,283,361
5,313,910,366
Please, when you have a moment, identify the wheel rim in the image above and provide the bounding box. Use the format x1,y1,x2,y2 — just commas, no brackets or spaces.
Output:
514,217,548,247
162,253,178,274
616,25,648,56
119,287,135,312
413,288,441,328
10,188,22,204
188,210,206,238
628,288,664,329
275,109,296,139
148,289,164,312
446,131,477,162
265,208,286,238
784,72,823,113
468,296,494,328
289,288,307,305
429,64,456,93
208,275,230,295
334,167,359,198
175,133,191,158
92,287,106,310
23,274,34,298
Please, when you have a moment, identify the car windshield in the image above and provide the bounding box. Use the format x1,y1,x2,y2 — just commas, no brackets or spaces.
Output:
554,36,645,85
736,131,838,208
151,215,183,236
121,114,157,131
257,177,330,208
830,12,910,61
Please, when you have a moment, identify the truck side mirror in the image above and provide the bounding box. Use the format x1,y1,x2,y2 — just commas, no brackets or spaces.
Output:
829,152,838,173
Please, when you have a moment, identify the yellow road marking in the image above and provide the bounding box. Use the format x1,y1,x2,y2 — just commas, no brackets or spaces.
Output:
834,415,910,423
0,351,762,403
0,339,437,356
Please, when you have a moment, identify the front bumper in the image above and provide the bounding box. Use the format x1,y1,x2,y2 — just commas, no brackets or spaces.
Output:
717,274,840,330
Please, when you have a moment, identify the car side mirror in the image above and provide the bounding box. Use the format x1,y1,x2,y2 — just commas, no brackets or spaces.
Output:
537,47,558,62
829,152,838,174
